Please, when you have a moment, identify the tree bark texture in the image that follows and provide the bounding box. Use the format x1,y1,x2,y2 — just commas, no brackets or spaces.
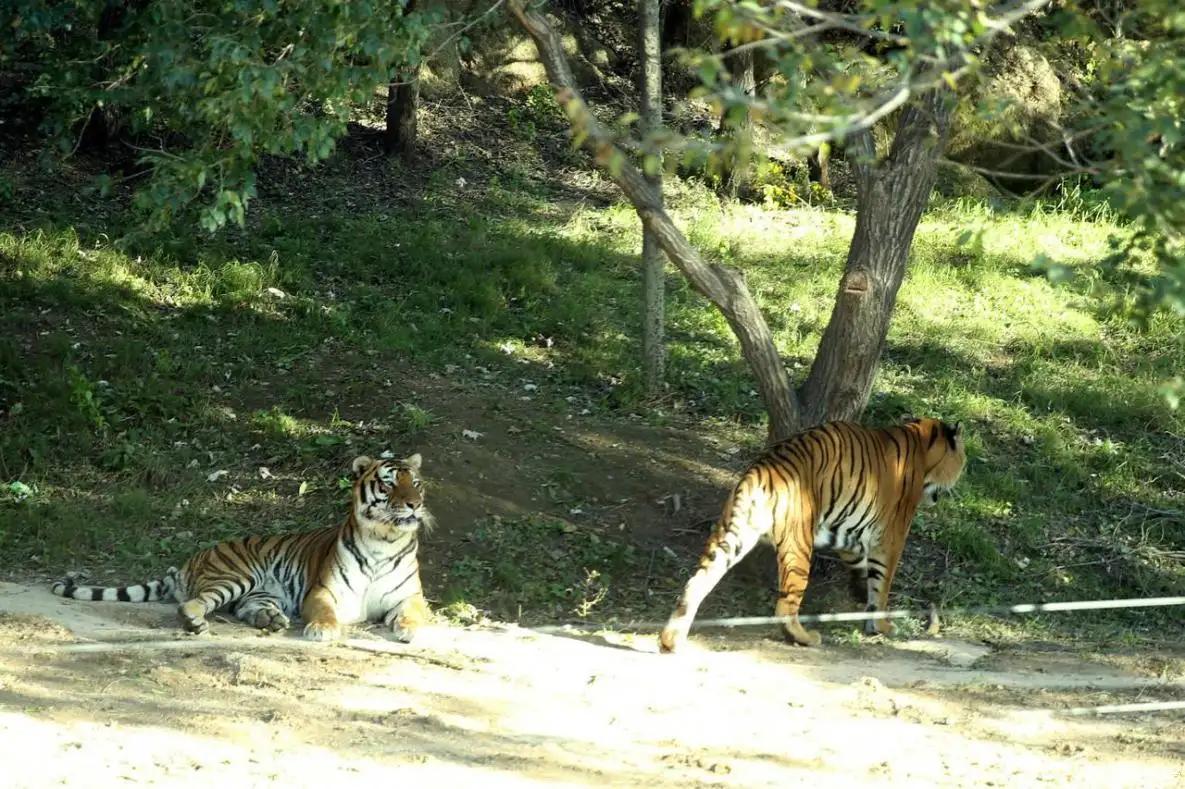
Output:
508,0,802,440
384,0,420,160
800,91,954,426
639,0,666,395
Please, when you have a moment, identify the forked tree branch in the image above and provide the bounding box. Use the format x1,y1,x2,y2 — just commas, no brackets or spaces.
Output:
507,0,803,440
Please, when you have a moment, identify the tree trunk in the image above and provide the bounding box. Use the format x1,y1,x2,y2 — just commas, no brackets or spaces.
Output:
718,47,755,198
799,91,953,426
385,76,420,159
509,0,802,440
662,0,692,49
384,0,420,160
639,0,665,395
507,1,953,445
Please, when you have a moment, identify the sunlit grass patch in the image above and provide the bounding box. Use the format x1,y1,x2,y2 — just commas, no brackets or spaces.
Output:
252,406,304,438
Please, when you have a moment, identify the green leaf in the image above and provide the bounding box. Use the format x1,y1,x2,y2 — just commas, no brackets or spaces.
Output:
6,481,35,503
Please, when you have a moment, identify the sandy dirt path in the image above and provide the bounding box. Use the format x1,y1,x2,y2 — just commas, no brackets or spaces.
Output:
1,581,1183,787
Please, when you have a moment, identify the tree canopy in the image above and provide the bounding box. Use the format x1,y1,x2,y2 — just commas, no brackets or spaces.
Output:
680,0,1184,321
3,0,1181,403
4,0,435,230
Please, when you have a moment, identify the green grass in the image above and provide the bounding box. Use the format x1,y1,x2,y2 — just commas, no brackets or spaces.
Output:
0,146,1182,644
439,514,645,623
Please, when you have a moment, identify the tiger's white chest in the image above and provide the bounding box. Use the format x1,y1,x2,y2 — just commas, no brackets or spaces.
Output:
328,533,422,624
361,566,420,621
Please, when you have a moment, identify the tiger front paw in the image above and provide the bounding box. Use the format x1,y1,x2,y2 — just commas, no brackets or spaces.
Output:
178,600,210,635
184,618,210,636
864,619,896,637
863,610,896,637
303,620,343,642
387,594,430,643
387,611,425,644
390,623,417,644
782,623,822,647
658,627,682,654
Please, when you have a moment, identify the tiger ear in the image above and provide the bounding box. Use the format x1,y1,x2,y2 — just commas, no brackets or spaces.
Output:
953,421,963,436
351,456,375,479
403,453,422,472
902,414,920,424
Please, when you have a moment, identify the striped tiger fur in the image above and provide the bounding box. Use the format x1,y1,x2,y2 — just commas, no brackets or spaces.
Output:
52,453,434,642
659,418,966,653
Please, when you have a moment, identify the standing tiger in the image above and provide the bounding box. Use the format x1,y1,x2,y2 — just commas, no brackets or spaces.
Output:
52,453,433,642
659,418,965,653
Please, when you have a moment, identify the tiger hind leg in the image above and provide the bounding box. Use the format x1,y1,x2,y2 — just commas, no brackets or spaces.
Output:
177,581,252,635
233,592,292,633
774,533,821,647
177,598,212,635
837,550,868,606
863,546,903,636
659,518,765,654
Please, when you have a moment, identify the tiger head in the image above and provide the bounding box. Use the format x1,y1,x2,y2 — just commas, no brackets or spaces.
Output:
906,417,966,507
350,453,429,535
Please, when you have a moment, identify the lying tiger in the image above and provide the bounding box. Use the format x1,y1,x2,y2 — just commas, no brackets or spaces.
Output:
52,453,433,642
660,418,966,653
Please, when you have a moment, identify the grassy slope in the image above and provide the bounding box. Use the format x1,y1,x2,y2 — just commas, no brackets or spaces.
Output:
1,127,1182,643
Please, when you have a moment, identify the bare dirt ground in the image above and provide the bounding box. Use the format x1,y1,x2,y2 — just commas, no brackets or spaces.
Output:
1,582,1184,787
